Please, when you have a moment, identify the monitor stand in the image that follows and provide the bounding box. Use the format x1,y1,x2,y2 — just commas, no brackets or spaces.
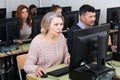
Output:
69,63,114,80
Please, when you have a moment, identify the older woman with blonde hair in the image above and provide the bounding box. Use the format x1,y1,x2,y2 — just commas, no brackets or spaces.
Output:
24,12,70,77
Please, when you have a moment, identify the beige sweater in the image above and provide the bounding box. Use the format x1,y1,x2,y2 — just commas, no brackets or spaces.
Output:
24,33,70,73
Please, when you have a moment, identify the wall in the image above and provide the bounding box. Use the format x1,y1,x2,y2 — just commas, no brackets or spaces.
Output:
0,0,6,8
40,0,120,23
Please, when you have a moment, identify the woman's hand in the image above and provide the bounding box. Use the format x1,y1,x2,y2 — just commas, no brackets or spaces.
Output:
35,66,46,77
13,39,23,44
111,45,117,52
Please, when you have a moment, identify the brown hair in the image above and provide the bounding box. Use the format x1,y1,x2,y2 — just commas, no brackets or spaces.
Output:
16,4,32,29
50,4,62,12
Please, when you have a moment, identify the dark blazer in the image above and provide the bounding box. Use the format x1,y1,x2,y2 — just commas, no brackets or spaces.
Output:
67,24,82,54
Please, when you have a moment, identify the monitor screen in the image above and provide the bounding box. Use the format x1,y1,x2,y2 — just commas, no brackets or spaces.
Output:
70,24,110,70
94,9,101,26
6,18,20,42
31,15,43,38
107,7,120,29
62,10,79,30
37,7,51,16
0,8,6,19
12,11,16,17
0,19,7,43
62,6,71,13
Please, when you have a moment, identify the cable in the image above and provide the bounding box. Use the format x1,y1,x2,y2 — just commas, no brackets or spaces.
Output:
106,61,117,80
80,62,101,80
109,61,120,67
4,50,14,73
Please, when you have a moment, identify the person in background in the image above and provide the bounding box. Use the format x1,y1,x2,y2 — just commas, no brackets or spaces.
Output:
67,4,117,54
67,4,96,54
15,4,32,44
108,36,117,52
29,4,37,17
50,4,62,15
24,12,70,77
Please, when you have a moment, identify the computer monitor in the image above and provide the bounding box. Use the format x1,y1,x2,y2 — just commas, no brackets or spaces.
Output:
94,9,101,26
37,7,51,16
70,24,110,70
62,6,71,13
12,11,16,17
0,8,6,19
107,7,120,29
62,10,79,30
6,18,20,42
31,15,43,38
0,19,7,43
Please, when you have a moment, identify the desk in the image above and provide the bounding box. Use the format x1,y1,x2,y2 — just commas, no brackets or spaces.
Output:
27,60,120,80
110,29,118,34
27,64,70,80
0,44,30,80
0,44,30,58
107,60,120,79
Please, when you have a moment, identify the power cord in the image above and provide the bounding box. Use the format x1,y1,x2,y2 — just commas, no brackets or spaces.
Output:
5,51,14,73
80,62,101,80
109,61,120,67
106,61,117,79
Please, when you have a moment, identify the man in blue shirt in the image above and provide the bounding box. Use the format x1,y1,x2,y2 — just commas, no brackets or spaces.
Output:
67,4,117,55
67,4,96,54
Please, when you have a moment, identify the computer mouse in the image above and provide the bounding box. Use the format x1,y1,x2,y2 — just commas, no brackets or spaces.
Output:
41,71,48,78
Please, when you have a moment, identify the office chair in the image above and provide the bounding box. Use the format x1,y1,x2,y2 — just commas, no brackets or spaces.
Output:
16,54,27,80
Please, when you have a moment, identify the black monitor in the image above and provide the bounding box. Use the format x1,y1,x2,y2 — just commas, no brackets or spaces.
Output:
62,10,79,30
0,8,6,19
107,7,120,29
94,9,101,26
112,24,120,61
31,15,43,38
62,6,71,13
0,19,7,43
12,11,16,17
70,24,110,70
37,7,51,16
6,18,20,42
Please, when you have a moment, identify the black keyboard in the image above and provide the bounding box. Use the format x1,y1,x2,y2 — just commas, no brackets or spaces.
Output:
0,42,17,46
22,39,31,44
47,66,69,77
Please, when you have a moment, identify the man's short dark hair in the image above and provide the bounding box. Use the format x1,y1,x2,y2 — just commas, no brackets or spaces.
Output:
79,4,95,16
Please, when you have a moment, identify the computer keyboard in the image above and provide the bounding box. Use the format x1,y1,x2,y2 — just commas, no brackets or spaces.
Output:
22,39,32,44
47,66,69,77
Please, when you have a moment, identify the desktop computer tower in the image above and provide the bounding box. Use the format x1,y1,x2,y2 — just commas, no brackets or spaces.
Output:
69,64,115,80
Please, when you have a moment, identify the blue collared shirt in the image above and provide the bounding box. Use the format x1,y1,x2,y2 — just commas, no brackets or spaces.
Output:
77,20,86,29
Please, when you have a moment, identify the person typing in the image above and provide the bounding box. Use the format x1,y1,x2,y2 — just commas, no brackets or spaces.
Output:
24,12,70,78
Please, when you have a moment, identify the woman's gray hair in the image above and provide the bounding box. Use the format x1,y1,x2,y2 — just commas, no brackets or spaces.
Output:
41,12,64,34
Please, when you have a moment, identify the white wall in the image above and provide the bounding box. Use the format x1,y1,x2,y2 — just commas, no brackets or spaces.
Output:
40,0,120,23
0,0,6,8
